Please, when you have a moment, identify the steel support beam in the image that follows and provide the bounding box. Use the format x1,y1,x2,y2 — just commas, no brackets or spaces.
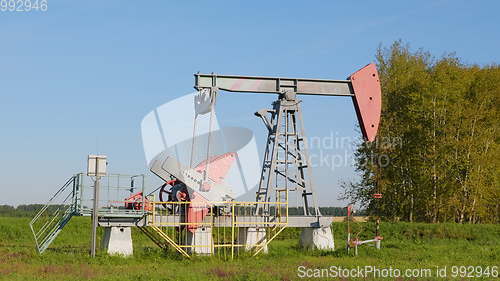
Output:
195,73,354,96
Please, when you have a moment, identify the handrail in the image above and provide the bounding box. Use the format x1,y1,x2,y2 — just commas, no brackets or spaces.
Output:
29,175,77,253
29,176,75,225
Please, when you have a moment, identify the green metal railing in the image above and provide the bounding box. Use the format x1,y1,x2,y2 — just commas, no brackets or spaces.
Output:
74,173,147,217
29,175,78,254
29,173,148,254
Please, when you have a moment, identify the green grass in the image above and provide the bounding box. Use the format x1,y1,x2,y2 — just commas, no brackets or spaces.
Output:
0,216,498,280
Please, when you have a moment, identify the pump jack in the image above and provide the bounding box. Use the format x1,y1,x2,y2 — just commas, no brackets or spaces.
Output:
194,63,381,218
149,63,382,252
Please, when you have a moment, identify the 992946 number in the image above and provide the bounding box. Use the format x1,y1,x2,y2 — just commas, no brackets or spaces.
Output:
0,0,48,12
450,265,498,278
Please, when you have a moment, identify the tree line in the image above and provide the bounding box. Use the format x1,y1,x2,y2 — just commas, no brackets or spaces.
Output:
342,41,499,223
0,204,64,217
287,207,367,216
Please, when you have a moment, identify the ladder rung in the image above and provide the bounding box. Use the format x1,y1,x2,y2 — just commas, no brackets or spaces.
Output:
276,160,295,164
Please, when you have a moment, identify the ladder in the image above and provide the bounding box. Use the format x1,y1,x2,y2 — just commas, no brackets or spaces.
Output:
255,96,320,216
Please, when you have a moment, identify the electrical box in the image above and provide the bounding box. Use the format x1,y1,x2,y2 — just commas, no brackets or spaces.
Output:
87,155,107,177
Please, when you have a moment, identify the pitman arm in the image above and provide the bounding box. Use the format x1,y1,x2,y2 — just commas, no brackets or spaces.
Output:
194,63,381,141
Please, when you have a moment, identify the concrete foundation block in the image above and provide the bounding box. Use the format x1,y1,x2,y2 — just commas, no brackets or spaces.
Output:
186,226,213,255
300,227,334,250
102,227,133,257
237,227,268,253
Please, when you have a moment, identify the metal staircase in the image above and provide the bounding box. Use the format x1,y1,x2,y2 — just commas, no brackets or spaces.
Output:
29,175,79,254
30,172,148,254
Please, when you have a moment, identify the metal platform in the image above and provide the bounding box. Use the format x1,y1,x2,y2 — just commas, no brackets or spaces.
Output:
30,173,148,254
98,214,333,228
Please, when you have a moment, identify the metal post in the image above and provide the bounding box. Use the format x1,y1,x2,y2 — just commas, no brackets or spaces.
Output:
90,161,100,258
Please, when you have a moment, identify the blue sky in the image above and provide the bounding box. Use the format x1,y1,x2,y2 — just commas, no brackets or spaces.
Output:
1,0,498,206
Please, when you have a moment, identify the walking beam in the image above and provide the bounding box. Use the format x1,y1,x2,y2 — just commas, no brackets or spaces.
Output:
195,73,353,96
194,63,382,142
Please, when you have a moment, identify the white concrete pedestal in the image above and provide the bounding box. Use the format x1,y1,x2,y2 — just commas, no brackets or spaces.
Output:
186,227,213,255
300,227,334,250
237,227,268,253
102,227,133,256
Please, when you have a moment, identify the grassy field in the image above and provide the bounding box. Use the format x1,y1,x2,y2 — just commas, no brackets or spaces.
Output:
0,216,498,281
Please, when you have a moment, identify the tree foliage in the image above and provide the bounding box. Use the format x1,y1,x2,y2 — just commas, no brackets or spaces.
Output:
343,41,499,223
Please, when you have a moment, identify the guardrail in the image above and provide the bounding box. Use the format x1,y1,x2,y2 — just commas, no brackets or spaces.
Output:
30,173,148,254
74,173,147,217
29,176,77,254
145,189,288,259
